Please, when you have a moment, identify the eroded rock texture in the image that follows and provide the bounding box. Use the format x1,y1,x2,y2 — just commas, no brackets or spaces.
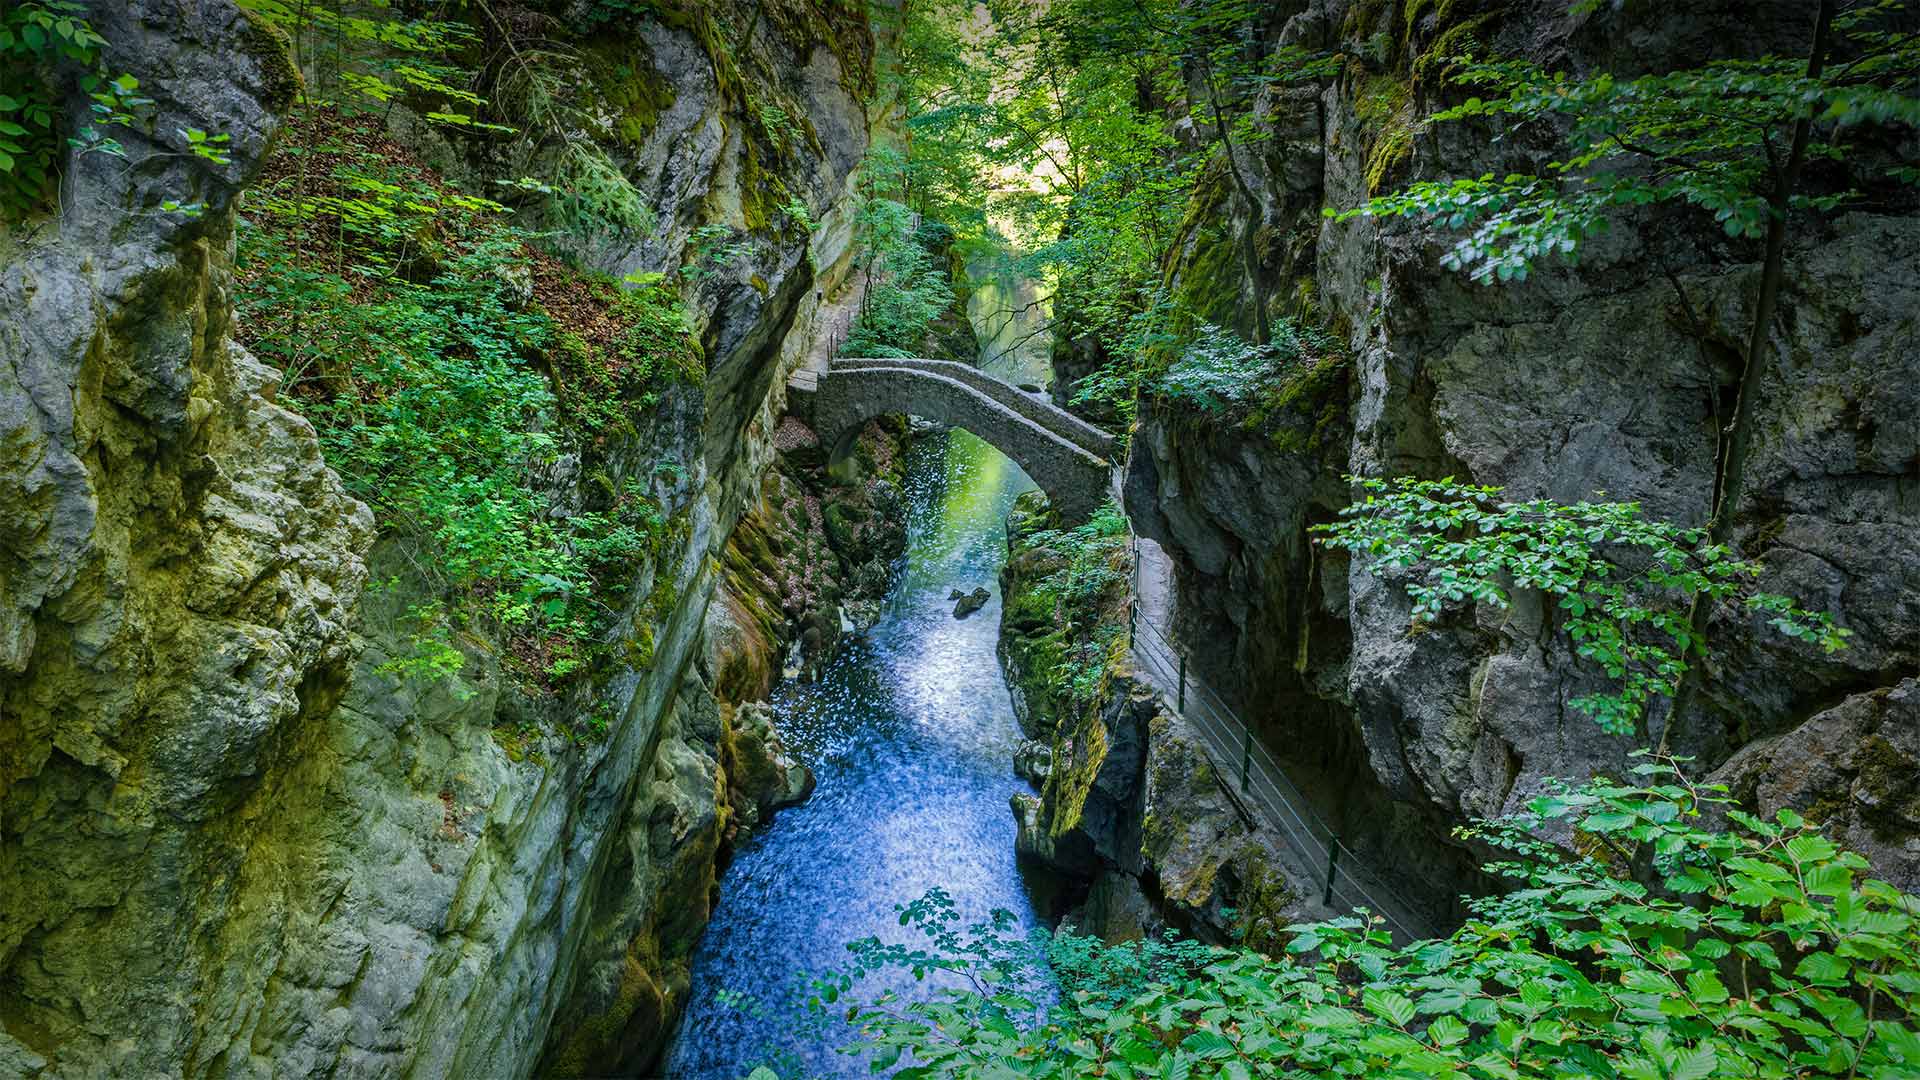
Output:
706,414,917,703
1,1,876,1075
1121,0,1919,917
998,496,1311,945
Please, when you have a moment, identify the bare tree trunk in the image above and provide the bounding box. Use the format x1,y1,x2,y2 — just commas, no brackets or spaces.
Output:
1199,56,1273,346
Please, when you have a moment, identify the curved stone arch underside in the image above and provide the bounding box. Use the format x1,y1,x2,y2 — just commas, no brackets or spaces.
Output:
809,364,1114,525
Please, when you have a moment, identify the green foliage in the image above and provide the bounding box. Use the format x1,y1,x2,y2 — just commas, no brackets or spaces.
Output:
1333,6,1920,283
372,597,469,688
575,0,662,31
773,756,1920,1079
0,0,148,219
239,0,652,241
757,102,800,152
235,114,682,683
244,222,563,621
1152,320,1332,415
905,0,1347,414
776,196,817,235
1314,477,1849,736
867,0,993,228
485,45,660,242
1006,501,1132,710
685,221,760,283
843,187,957,357
237,0,489,118
860,0,1346,410
548,272,702,436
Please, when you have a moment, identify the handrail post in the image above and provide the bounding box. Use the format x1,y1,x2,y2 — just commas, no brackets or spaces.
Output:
1323,838,1342,906
1128,599,1138,649
1177,651,1187,713
1239,726,1252,793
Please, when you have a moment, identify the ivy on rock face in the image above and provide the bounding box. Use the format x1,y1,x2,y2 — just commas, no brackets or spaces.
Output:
762,757,1920,1080
1313,478,1847,737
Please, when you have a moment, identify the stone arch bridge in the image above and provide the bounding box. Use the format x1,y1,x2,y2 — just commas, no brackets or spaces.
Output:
786,357,1116,525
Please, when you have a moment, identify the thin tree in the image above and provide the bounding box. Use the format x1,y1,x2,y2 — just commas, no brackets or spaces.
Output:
1340,0,1919,742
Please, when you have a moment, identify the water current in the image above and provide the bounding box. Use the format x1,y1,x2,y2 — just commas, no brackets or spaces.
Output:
666,278,1055,1078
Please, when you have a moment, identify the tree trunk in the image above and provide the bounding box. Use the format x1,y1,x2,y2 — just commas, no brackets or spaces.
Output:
1199,57,1273,346
1656,0,1835,751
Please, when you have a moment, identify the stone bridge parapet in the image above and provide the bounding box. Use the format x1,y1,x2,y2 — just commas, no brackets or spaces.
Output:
788,357,1116,525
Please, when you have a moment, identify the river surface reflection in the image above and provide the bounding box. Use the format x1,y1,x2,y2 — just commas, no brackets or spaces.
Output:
664,424,1048,1078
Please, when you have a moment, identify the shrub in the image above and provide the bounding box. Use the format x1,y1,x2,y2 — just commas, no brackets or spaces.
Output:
1152,319,1334,416
235,111,684,684
1315,477,1848,736
772,755,1920,1079
842,188,957,357
1006,501,1132,711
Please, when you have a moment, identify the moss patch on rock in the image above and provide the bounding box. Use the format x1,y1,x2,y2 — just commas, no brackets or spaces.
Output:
580,40,678,147
997,492,1133,742
1355,74,1416,195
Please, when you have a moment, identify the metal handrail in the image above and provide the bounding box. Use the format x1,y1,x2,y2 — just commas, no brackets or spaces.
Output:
1126,590,1438,943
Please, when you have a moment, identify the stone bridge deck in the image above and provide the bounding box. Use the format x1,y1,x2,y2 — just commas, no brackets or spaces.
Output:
787,357,1117,525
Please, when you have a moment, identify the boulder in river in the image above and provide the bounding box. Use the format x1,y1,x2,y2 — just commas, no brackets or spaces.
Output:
952,586,990,618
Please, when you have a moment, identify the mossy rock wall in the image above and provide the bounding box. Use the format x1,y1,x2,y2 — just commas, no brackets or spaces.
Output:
0,1,880,1075
1122,0,1920,932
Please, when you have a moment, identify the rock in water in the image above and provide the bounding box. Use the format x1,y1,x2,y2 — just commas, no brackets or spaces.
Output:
952,586,990,618
1010,793,1053,864
724,702,816,833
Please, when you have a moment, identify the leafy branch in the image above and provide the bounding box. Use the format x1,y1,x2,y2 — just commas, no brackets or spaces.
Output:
1313,477,1848,737
756,754,1920,1079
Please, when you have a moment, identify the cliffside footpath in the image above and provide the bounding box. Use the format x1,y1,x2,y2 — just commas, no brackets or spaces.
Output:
1106,0,1919,914
998,495,1311,951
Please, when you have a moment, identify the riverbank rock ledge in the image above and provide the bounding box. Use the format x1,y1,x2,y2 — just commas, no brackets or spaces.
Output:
996,506,1307,944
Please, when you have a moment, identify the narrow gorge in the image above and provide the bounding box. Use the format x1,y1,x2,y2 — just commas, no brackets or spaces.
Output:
2,1,1917,1078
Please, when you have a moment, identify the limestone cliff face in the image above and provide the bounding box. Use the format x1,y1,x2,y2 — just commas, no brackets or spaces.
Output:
707,415,920,700
0,1,874,1076
1121,0,1920,916
997,495,1308,947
